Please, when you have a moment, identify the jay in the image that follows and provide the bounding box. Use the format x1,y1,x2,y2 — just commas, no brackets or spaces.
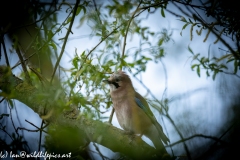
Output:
104,70,169,153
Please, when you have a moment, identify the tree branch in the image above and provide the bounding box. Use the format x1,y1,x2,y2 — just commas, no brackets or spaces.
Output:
0,65,170,160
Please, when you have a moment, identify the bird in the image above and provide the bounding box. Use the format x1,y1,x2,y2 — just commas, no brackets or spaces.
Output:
103,70,169,154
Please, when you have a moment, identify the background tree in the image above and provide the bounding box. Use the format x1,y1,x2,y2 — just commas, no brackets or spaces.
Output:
0,0,239,159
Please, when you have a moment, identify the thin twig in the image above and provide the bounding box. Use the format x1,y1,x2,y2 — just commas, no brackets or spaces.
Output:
108,108,115,124
16,127,41,133
37,120,45,160
8,102,18,136
93,0,102,24
139,0,168,10
0,98,5,103
25,119,48,133
50,0,80,83
92,143,105,160
80,24,123,71
1,36,10,66
16,47,32,84
121,1,142,68
0,123,13,141
166,134,227,147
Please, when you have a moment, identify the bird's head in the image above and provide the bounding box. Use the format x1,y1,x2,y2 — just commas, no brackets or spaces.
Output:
103,70,132,92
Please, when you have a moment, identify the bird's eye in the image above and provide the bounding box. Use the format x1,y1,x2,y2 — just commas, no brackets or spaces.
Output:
115,78,120,82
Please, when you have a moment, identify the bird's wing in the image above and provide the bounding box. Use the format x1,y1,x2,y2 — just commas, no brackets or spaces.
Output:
135,92,169,144
135,92,153,116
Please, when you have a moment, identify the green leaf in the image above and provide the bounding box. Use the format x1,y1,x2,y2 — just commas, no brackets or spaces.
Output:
7,99,14,108
82,6,86,14
72,57,79,69
161,8,165,17
180,17,187,22
189,18,193,23
212,70,218,80
49,42,57,51
76,6,82,16
182,23,189,30
220,64,228,70
158,38,164,46
47,30,54,40
206,70,210,77
226,58,235,63
191,64,198,70
197,65,200,77
188,45,194,54
67,17,72,24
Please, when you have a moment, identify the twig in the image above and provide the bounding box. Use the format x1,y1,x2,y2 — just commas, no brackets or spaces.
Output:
8,102,18,136
1,36,10,66
140,0,168,10
167,134,228,147
165,113,192,160
93,0,102,24
50,0,80,83
222,71,240,78
16,127,41,133
37,120,45,160
108,108,115,124
0,98,5,103
16,47,32,84
0,113,9,119
121,1,142,68
80,24,123,71
0,123,13,141
15,103,25,137
92,143,105,160
25,119,48,133
171,0,206,10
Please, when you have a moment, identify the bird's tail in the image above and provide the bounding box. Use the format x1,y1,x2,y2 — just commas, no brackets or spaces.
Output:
145,126,168,155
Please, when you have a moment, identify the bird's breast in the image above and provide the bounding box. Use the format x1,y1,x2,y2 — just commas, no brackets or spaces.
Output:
112,97,134,132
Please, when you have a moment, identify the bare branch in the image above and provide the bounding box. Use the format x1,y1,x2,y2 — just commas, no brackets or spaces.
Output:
167,134,228,147
1,36,10,67
50,0,81,83
121,1,142,67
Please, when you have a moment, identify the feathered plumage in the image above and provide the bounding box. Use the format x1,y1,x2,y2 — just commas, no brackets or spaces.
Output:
104,70,169,153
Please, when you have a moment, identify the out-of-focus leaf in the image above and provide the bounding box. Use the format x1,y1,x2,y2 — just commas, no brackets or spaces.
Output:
161,8,165,17
197,65,200,77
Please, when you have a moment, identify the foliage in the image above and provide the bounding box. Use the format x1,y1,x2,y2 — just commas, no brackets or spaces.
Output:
176,0,240,78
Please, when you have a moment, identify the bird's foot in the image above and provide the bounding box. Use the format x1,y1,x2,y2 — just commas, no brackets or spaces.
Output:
123,131,143,145
123,130,134,135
